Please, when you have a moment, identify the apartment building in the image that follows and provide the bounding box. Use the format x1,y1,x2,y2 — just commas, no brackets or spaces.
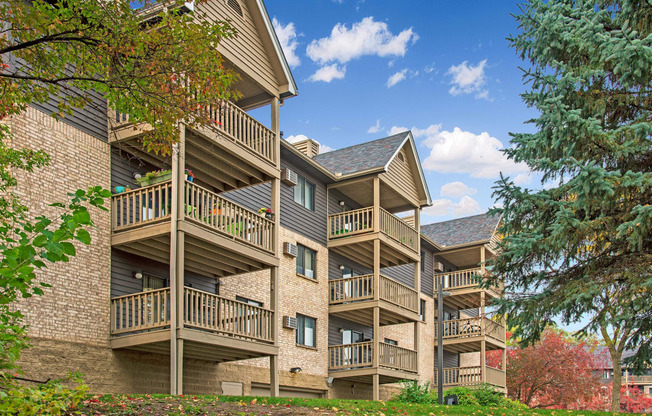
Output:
594,348,652,397
7,0,506,400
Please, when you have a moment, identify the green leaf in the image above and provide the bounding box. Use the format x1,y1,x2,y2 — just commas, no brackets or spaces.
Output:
75,229,91,245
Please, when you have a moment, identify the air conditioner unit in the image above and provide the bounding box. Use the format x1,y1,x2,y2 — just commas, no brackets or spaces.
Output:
283,316,298,329
283,242,298,257
281,168,298,186
434,261,445,272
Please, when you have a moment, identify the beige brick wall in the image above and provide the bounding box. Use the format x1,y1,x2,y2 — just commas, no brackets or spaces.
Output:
7,107,112,345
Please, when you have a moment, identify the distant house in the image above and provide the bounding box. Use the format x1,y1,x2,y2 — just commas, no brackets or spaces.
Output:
593,347,652,397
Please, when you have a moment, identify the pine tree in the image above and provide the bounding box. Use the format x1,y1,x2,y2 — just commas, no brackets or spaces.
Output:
491,1,652,412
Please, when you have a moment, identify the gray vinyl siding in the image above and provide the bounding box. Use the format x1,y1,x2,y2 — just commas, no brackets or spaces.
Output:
31,86,107,142
381,263,415,289
327,188,362,215
328,252,371,280
111,249,218,298
328,316,374,346
420,245,434,297
8,54,108,141
224,159,328,244
111,147,157,189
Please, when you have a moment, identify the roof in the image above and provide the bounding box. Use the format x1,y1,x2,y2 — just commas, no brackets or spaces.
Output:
593,347,638,369
312,132,410,176
420,213,500,247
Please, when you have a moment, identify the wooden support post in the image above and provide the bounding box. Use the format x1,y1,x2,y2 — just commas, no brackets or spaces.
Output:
372,373,380,401
413,207,421,293
414,320,420,376
270,265,279,397
480,245,486,275
373,177,380,234
373,239,380,300
270,97,281,397
480,290,486,384
169,124,186,395
372,306,380,368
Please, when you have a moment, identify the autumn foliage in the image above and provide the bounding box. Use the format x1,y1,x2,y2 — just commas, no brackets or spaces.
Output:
498,329,601,408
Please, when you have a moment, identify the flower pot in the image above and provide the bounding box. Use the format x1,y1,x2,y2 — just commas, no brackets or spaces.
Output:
265,213,274,220
185,175,194,182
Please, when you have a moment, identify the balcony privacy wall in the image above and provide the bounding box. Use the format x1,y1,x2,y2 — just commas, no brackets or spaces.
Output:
223,159,328,244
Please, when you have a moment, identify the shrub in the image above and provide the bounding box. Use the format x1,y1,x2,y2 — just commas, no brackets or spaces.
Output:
394,380,433,404
0,372,88,415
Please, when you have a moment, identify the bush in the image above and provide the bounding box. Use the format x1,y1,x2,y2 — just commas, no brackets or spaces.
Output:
0,372,88,415
394,380,433,404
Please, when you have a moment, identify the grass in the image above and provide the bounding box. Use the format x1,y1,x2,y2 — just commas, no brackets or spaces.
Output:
68,394,633,416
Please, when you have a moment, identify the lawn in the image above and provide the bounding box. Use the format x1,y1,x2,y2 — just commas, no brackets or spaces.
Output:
67,394,634,416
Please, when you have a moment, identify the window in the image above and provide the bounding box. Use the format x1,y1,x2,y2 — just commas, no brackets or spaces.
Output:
384,338,398,346
420,299,427,321
143,274,166,291
293,175,315,211
341,266,361,278
236,296,263,307
296,244,316,279
420,251,426,273
296,314,316,347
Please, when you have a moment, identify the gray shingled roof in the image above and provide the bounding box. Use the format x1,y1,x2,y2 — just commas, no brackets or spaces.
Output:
593,347,638,369
420,213,500,247
312,132,409,176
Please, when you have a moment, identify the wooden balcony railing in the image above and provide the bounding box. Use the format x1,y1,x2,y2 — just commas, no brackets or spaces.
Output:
328,207,373,239
379,275,419,313
111,288,171,335
486,366,506,387
329,274,419,313
327,206,418,253
184,181,274,253
329,341,373,371
379,207,418,252
110,288,274,343
111,180,274,253
112,181,173,231
626,375,652,384
183,287,273,343
434,317,506,344
328,342,417,373
329,274,374,304
379,342,418,373
111,99,277,165
434,268,504,294
434,366,505,387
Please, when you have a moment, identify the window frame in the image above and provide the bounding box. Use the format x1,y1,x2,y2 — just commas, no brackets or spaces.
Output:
420,299,427,321
383,338,398,346
293,174,316,211
420,251,426,273
296,244,317,279
235,295,263,307
296,314,317,348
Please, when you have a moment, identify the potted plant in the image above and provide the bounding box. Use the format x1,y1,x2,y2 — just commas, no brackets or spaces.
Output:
185,169,195,182
258,207,274,220
136,169,172,187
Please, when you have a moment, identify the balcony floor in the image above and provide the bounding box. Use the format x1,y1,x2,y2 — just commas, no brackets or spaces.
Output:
111,328,278,363
328,366,418,385
112,218,278,277
435,336,506,354
438,288,502,310
329,299,420,327
328,233,419,269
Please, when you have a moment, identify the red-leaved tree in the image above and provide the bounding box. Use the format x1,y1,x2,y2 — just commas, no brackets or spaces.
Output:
505,328,601,408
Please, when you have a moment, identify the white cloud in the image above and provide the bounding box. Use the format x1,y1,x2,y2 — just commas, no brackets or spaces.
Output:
446,59,489,99
307,64,346,83
386,69,407,87
367,119,381,134
284,134,335,154
416,126,529,178
512,173,533,186
306,17,417,65
440,181,477,198
388,126,409,135
272,18,300,68
424,63,436,74
423,196,482,217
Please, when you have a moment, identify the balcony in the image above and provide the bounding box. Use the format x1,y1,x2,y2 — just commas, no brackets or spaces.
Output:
327,207,420,268
434,317,506,353
434,268,503,309
329,274,420,326
109,287,277,362
328,342,418,384
109,100,279,192
626,375,652,385
111,180,277,277
434,366,506,392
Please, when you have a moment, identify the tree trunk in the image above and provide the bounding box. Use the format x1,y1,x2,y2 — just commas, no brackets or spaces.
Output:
610,349,622,413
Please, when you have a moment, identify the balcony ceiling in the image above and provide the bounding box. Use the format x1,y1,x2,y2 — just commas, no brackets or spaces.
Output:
331,177,417,214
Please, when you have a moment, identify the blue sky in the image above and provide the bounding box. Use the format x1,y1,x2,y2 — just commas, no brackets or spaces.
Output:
253,0,542,225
